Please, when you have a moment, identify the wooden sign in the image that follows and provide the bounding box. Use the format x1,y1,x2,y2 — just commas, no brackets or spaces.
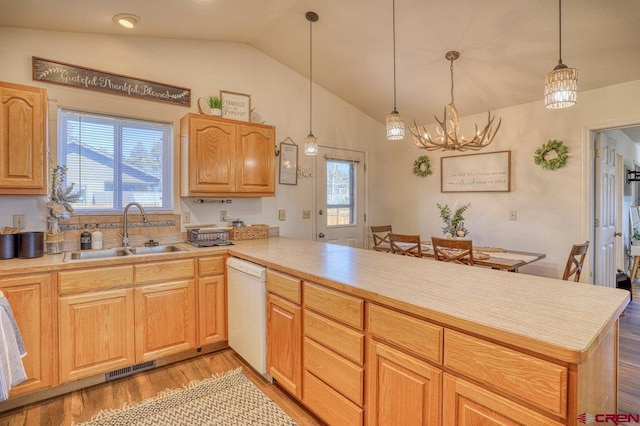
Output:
441,150,511,192
32,57,191,106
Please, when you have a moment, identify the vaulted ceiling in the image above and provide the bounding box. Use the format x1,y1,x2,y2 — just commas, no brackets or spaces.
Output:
1,0,639,131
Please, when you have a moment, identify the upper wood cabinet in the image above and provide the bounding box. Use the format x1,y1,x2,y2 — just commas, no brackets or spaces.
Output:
0,81,47,194
180,114,275,197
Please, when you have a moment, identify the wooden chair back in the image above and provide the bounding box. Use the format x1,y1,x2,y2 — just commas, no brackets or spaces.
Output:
371,225,393,253
389,233,423,257
562,241,589,281
431,237,474,266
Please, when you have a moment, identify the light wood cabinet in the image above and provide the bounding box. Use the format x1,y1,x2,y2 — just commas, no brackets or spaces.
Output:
442,374,564,426
0,81,47,194
180,114,275,197
59,288,135,383
367,339,442,426
134,259,196,361
0,273,53,395
266,270,302,398
198,256,227,346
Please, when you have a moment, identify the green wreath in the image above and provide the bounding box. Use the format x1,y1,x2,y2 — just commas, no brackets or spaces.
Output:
413,155,433,177
534,140,569,171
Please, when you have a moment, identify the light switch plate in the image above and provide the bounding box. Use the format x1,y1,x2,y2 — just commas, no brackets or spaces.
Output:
13,214,26,229
302,210,311,219
220,210,227,221
279,209,286,220
182,211,191,224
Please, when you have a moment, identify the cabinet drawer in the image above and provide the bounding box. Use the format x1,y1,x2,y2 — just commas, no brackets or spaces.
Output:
305,310,364,365
59,265,133,294
135,259,194,284
199,256,225,276
267,270,301,304
368,303,443,365
304,282,363,330
444,330,568,418
303,370,363,426
304,337,364,406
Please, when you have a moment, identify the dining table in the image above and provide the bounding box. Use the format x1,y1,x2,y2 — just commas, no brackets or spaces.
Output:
388,241,546,272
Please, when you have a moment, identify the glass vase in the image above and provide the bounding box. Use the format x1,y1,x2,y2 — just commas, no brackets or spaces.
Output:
46,217,64,255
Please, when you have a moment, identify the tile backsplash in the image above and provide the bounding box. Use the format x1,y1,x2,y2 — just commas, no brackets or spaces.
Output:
59,214,184,251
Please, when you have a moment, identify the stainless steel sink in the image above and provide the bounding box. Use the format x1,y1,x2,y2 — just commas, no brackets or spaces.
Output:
63,248,131,261
127,245,186,255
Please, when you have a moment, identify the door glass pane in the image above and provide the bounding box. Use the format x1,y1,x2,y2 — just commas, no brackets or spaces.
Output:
326,160,355,226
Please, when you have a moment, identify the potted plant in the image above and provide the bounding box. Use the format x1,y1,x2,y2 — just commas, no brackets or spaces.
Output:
207,96,223,116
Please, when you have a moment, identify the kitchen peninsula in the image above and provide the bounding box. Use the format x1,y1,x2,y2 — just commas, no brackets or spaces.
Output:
0,237,629,425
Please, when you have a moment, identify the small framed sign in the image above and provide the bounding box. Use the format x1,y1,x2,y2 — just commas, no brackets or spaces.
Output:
220,90,251,121
279,139,298,185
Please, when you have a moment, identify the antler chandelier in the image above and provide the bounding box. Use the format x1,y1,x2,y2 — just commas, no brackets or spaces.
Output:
410,51,501,151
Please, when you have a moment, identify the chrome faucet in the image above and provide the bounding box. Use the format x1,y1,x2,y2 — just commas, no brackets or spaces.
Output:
122,202,149,247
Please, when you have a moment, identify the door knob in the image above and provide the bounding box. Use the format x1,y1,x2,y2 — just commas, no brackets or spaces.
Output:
614,232,622,237
318,233,325,238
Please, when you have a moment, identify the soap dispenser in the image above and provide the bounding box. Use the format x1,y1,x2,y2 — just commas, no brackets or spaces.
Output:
80,225,92,250
91,224,103,250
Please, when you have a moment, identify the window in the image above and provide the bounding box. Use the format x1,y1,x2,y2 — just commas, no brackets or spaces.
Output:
58,109,172,212
326,160,356,226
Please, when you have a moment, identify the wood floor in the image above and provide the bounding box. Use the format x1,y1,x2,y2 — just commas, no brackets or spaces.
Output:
0,349,324,426
1,285,639,425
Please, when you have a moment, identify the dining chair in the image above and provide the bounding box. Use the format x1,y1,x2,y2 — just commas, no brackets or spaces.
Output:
371,225,393,253
431,236,474,266
562,241,589,282
389,233,423,257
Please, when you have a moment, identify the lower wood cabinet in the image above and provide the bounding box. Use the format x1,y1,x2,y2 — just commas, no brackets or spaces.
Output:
367,339,442,426
59,288,135,383
134,279,196,362
198,255,227,346
266,292,301,398
442,374,564,426
0,273,53,395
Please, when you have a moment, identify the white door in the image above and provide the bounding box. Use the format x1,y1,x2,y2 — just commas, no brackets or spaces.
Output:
594,132,618,287
315,147,366,247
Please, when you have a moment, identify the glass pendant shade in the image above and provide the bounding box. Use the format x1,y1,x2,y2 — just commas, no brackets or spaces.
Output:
544,64,578,109
304,133,318,155
386,110,405,140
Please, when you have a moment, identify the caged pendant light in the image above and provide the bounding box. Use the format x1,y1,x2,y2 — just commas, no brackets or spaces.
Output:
304,11,319,156
386,0,404,140
544,0,577,109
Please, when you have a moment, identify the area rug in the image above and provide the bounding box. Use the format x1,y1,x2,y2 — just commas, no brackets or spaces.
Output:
75,368,297,426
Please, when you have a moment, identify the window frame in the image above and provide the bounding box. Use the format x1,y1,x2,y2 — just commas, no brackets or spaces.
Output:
326,159,356,227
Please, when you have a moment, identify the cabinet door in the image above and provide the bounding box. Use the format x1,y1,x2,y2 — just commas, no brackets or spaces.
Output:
267,293,301,398
0,274,52,395
442,374,564,426
367,339,442,426
236,124,275,195
59,288,135,383
198,275,227,345
135,280,196,362
188,116,237,194
0,82,47,194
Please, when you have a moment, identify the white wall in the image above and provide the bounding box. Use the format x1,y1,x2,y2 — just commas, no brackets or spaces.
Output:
383,81,640,279
0,27,387,240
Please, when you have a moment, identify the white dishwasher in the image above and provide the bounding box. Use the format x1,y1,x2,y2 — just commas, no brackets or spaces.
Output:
226,257,268,376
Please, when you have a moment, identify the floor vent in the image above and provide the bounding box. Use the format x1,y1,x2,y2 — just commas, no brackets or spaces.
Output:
105,360,156,381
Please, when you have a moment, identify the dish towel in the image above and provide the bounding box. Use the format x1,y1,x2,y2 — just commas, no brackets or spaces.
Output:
0,291,27,401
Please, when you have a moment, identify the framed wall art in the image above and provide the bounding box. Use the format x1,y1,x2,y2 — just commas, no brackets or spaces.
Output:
220,90,251,121
441,150,511,192
279,138,298,185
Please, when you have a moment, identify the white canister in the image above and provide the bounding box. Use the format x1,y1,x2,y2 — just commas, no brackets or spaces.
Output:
91,227,103,250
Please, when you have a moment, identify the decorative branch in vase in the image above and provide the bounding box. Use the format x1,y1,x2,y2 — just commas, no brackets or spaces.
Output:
45,165,79,254
436,203,470,238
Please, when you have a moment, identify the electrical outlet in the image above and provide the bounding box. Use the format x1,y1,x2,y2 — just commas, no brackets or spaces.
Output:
279,209,286,220
13,214,26,229
509,210,517,221
182,211,191,224
302,210,311,219
220,210,228,221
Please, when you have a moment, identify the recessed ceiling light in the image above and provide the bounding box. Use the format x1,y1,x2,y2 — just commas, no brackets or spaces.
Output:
113,14,140,29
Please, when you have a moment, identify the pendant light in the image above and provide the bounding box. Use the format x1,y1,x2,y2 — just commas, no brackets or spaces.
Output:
386,0,404,140
304,11,319,156
544,0,577,109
